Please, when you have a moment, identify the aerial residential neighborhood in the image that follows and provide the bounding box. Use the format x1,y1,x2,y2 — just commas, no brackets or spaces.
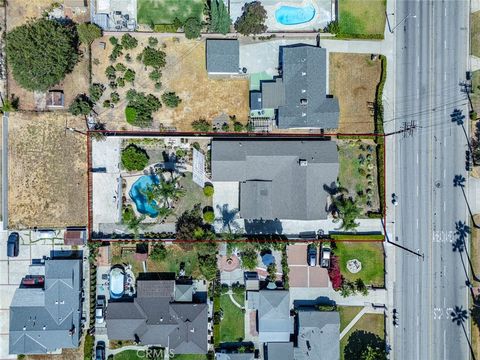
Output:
0,0,476,360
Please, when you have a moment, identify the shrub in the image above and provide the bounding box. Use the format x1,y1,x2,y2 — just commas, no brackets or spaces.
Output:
89,83,105,102
115,63,126,72
6,18,78,91
234,1,267,35
69,94,93,116
155,82,162,90
148,36,159,47
109,36,118,45
124,68,136,83
471,111,478,120
184,17,202,39
77,23,102,46
117,77,125,87
328,255,343,290
192,119,211,132
149,69,162,81
83,334,95,360
121,144,149,171
139,47,166,69
103,100,111,108
125,89,161,127
176,206,204,240
317,304,337,311
105,65,116,79
203,184,214,197
121,33,138,49
203,210,215,224
241,246,258,270
233,122,243,132
176,148,186,158
154,24,179,33
110,92,120,104
109,43,123,62
161,91,181,108
150,243,167,261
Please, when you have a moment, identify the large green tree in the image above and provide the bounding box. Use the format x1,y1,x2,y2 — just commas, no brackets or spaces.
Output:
234,1,267,35
76,23,102,47
184,17,203,39
332,195,362,231
121,144,149,171
6,18,78,91
209,0,231,34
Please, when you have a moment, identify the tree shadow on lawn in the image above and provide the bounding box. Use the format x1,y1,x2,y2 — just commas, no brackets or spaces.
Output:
344,330,386,360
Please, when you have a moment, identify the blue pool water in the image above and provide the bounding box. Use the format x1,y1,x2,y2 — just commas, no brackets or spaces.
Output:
129,175,160,218
275,4,316,25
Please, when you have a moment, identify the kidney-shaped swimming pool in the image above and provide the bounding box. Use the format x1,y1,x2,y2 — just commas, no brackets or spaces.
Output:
275,3,316,26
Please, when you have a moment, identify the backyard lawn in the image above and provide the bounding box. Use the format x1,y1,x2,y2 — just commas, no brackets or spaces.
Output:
111,243,202,278
340,313,385,360
172,355,209,360
472,11,480,57
338,306,363,332
137,0,204,25
338,0,386,37
219,293,245,342
337,139,380,215
113,350,140,359
334,242,384,287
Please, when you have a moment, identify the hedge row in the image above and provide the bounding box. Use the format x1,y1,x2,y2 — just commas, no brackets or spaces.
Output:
374,55,387,216
335,33,384,40
154,24,179,33
83,334,95,360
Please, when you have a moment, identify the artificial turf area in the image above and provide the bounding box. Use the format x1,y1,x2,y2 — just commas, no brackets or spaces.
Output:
137,0,204,25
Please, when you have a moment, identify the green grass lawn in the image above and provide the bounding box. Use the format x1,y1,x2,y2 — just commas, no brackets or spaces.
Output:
340,313,385,360
472,11,480,57
137,0,205,25
471,70,480,112
334,242,384,286
166,172,212,222
114,350,141,359
219,293,245,342
338,306,363,332
172,355,208,360
338,0,386,37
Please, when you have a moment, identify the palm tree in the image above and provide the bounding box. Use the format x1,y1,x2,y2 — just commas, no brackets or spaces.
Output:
332,195,361,231
156,206,173,220
450,306,476,360
454,220,480,283
451,109,475,166
156,177,185,207
453,175,479,228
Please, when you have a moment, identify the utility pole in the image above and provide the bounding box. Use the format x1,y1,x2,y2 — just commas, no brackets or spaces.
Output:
384,121,418,137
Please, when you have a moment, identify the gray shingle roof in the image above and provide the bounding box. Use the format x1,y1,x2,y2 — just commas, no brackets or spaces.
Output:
265,342,294,360
207,39,239,74
216,353,255,360
211,139,339,220
294,311,340,360
9,259,82,355
258,290,292,343
257,45,339,129
106,279,208,354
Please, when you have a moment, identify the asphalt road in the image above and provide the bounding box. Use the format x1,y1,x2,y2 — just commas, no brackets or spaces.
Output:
393,1,470,359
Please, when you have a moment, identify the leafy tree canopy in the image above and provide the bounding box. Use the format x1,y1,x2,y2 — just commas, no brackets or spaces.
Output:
333,195,362,231
209,0,231,34
6,18,79,91
184,17,202,39
121,143,149,171
125,89,161,127
69,94,93,116
121,33,138,49
140,47,166,69
241,246,258,270
161,91,181,108
76,23,102,46
234,1,267,35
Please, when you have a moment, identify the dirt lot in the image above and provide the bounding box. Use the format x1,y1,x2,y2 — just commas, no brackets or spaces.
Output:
6,0,90,111
8,112,87,229
91,34,249,131
329,53,382,134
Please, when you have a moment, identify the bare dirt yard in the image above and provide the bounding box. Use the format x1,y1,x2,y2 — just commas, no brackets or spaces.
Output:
8,112,87,229
91,34,249,131
6,0,90,111
329,53,382,134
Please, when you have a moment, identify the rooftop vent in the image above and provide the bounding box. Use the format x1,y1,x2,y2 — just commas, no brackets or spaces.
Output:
302,112,306,117
300,98,308,105
302,71,307,76
302,89,306,93
299,159,308,166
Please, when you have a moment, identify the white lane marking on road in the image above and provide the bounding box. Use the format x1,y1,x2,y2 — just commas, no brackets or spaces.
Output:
444,40,447,49
416,88,420,99
444,201,446,212
444,72,447,81
417,185,419,196
444,168,446,178
417,283,420,294
417,153,419,164
417,315,420,326
445,7,447,16
417,218,419,229
444,330,447,360
417,56,420,67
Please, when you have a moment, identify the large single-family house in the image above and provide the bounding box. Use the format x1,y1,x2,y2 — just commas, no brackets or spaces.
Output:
257,290,292,343
106,274,208,354
250,45,339,129
211,139,339,221
9,259,83,355
295,310,340,360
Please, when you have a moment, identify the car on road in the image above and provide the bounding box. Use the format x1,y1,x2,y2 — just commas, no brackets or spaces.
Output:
391,193,399,206
320,242,331,268
307,245,317,266
96,296,105,324
7,232,19,257
95,341,105,360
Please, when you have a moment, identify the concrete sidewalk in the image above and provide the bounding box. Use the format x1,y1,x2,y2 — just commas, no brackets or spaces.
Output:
289,287,387,307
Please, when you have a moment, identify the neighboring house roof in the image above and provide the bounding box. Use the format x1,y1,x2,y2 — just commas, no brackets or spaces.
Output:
256,45,339,129
211,139,339,220
175,284,194,302
216,353,255,360
206,39,239,74
265,342,294,360
106,278,208,354
294,311,340,360
258,290,292,342
9,259,82,355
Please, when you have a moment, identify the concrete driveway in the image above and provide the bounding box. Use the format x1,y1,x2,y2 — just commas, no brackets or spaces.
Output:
287,244,329,288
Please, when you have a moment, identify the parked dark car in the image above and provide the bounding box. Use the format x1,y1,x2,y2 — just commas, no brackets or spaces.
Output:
95,341,105,360
7,232,19,257
307,245,317,266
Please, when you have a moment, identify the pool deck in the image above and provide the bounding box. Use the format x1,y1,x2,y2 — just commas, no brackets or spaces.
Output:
229,0,334,32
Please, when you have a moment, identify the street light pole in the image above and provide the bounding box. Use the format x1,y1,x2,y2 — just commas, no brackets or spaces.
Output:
389,13,417,33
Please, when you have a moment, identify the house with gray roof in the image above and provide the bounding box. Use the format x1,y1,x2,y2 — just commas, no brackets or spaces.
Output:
216,353,255,360
265,342,294,360
9,259,83,355
106,275,207,354
250,45,339,129
258,290,292,342
211,139,339,221
206,39,240,75
294,310,340,360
